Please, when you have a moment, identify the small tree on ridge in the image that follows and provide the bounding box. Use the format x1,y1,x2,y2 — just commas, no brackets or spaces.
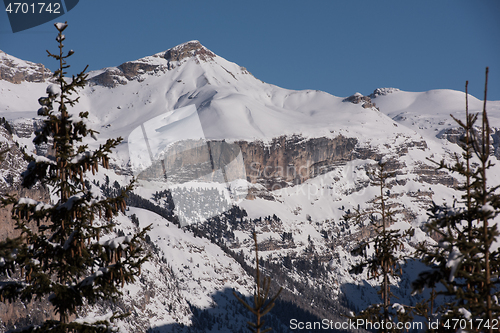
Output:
349,160,414,332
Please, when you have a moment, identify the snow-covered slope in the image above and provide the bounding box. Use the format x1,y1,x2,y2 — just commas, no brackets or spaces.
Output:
86,205,261,332
2,41,499,170
371,87,500,141
2,41,500,332
2,41,499,163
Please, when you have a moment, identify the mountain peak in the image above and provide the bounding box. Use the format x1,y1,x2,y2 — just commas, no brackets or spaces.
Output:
157,40,215,63
88,41,221,87
4,40,224,89
0,50,52,84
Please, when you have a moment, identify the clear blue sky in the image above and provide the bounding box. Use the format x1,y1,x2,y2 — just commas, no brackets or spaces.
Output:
1,0,499,100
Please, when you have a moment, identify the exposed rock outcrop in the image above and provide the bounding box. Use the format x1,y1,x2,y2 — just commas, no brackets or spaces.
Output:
89,41,215,87
89,61,165,87
438,126,500,160
0,50,52,84
238,135,358,189
369,87,400,98
0,125,28,193
343,92,377,109
161,40,215,63
8,118,50,156
130,130,460,200
134,135,358,190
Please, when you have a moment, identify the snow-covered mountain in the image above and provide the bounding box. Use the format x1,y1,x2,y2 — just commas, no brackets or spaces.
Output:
1,41,500,332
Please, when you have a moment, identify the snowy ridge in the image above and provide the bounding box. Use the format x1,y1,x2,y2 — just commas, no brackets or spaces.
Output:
2,42,499,161
2,42,500,332
372,88,500,141
0,50,52,84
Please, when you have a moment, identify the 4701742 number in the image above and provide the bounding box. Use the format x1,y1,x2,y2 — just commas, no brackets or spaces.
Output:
444,318,499,330
5,2,61,14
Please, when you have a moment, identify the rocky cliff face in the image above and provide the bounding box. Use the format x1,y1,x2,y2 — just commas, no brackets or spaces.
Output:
131,131,459,210
0,125,28,193
134,135,358,191
4,113,462,206
438,126,500,159
89,41,215,88
0,50,52,84
238,135,358,189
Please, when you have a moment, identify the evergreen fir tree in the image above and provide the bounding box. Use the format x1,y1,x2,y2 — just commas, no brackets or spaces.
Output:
413,68,500,333
233,233,282,333
0,22,150,332
348,160,413,332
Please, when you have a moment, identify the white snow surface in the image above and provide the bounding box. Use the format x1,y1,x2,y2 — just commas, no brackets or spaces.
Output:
80,206,258,332
2,42,500,332
1,42,499,170
446,246,464,282
54,22,68,31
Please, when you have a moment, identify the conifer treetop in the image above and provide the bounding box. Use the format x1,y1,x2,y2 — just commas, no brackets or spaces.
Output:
0,22,151,333
413,68,500,333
